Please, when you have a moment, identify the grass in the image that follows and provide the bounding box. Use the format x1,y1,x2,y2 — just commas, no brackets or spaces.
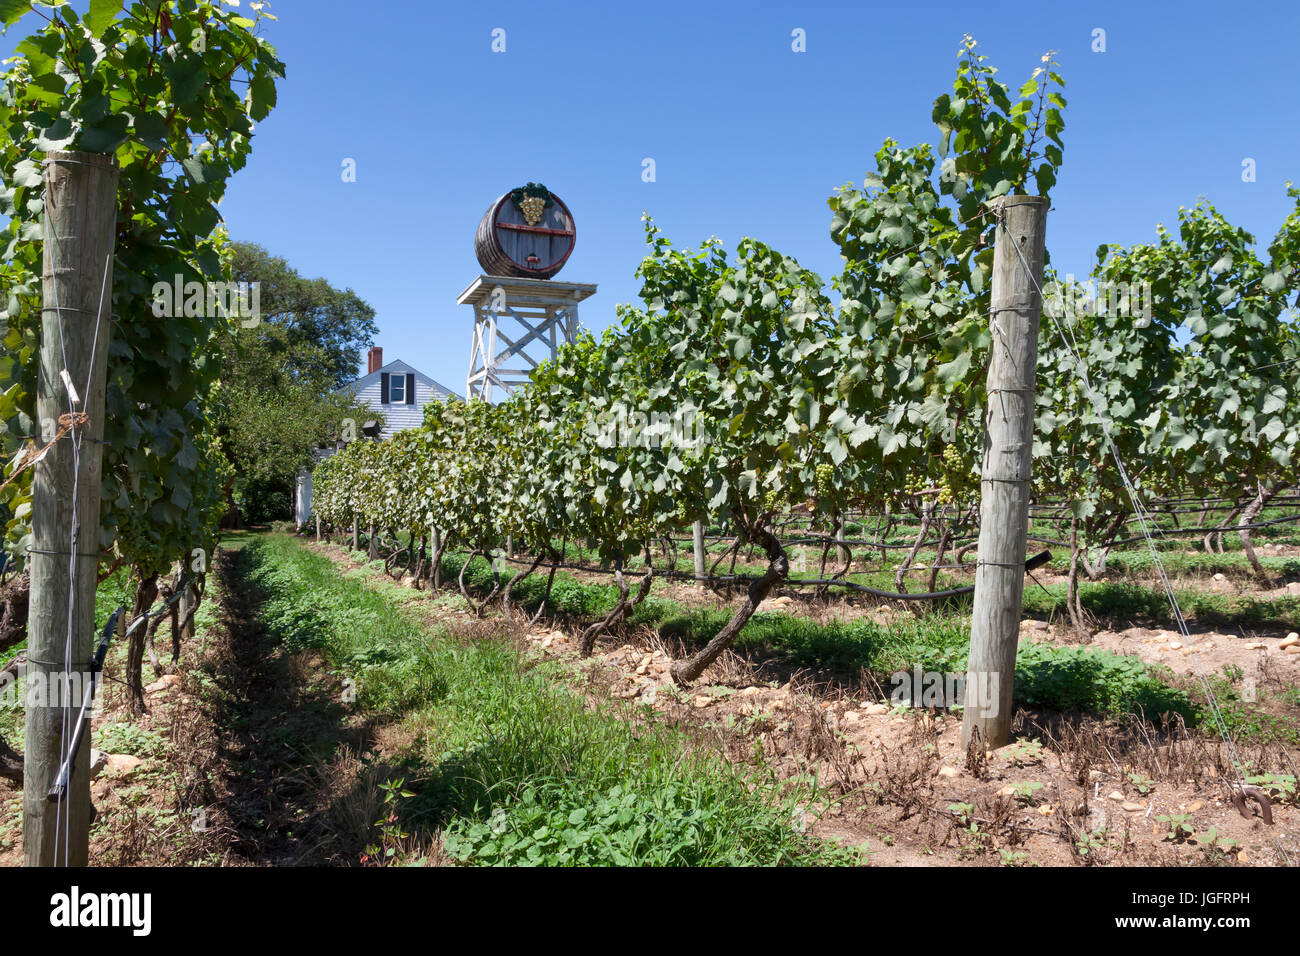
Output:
1022,579,1300,631
434,548,1199,724
245,533,865,866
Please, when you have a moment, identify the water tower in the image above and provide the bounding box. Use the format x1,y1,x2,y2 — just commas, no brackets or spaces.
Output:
461,183,597,402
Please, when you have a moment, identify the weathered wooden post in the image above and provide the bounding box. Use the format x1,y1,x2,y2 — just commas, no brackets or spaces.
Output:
174,557,193,642
367,522,377,561
430,524,442,588
351,516,359,552
25,151,118,867
962,196,1048,751
692,519,706,586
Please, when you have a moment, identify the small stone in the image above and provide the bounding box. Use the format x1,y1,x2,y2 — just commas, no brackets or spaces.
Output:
1187,801,1203,812
106,754,144,779
1244,642,1267,650
1286,645,1300,656
1122,801,1145,812
1280,633,1300,649
1213,573,1226,582
1107,790,1124,801
997,785,1016,797
740,686,761,697
1287,582,1300,594
1169,641,1182,650
1037,805,1056,816
937,766,959,778
692,695,713,709
865,703,890,716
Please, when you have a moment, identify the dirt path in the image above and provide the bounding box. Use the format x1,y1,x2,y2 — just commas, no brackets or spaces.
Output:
192,545,381,864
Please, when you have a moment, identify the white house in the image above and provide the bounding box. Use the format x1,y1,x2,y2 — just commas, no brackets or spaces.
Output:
342,346,460,441
294,346,460,525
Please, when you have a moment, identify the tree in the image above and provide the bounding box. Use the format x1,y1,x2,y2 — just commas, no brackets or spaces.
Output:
209,241,379,525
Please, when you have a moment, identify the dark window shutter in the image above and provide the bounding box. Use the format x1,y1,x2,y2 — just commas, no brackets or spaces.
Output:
406,373,416,405
380,372,389,404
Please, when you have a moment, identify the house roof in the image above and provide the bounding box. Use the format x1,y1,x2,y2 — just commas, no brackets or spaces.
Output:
339,359,462,400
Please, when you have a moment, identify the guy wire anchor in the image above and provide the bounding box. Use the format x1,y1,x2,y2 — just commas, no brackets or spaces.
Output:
1229,784,1273,825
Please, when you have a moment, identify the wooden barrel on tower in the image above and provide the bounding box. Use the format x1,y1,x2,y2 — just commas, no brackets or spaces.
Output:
474,183,576,280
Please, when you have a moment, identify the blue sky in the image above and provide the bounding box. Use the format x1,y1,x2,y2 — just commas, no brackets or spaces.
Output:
11,0,1300,392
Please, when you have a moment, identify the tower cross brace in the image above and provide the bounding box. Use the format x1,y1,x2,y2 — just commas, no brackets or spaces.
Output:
460,275,597,403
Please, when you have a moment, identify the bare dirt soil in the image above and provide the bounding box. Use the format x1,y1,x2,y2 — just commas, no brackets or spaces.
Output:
0,545,421,867
313,540,1300,868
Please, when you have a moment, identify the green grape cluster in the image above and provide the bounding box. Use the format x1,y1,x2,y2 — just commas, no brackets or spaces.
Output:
936,444,965,505
815,463,835,499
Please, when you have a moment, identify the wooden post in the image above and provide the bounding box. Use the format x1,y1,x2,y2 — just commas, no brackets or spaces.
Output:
367,522,376,561
351,516,359,552
692,520,706,586
314,514,321,542
178,580,194,639
835,517,849,565
962,196,1048,751
24,151,118,867
430,524,442,588
173,558,191,642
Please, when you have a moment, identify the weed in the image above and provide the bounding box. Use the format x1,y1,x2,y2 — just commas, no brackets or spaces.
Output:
1155,812,1196,843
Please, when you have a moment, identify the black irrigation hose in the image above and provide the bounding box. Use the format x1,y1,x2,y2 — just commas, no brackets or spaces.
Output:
1102,511,1300,548
442,546,1052,602
672,533,965,551
1020,512,1300,550
677,508,1300,554
46,573,197,801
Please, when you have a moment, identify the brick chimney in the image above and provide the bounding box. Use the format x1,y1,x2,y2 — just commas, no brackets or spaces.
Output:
367,346,383,374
